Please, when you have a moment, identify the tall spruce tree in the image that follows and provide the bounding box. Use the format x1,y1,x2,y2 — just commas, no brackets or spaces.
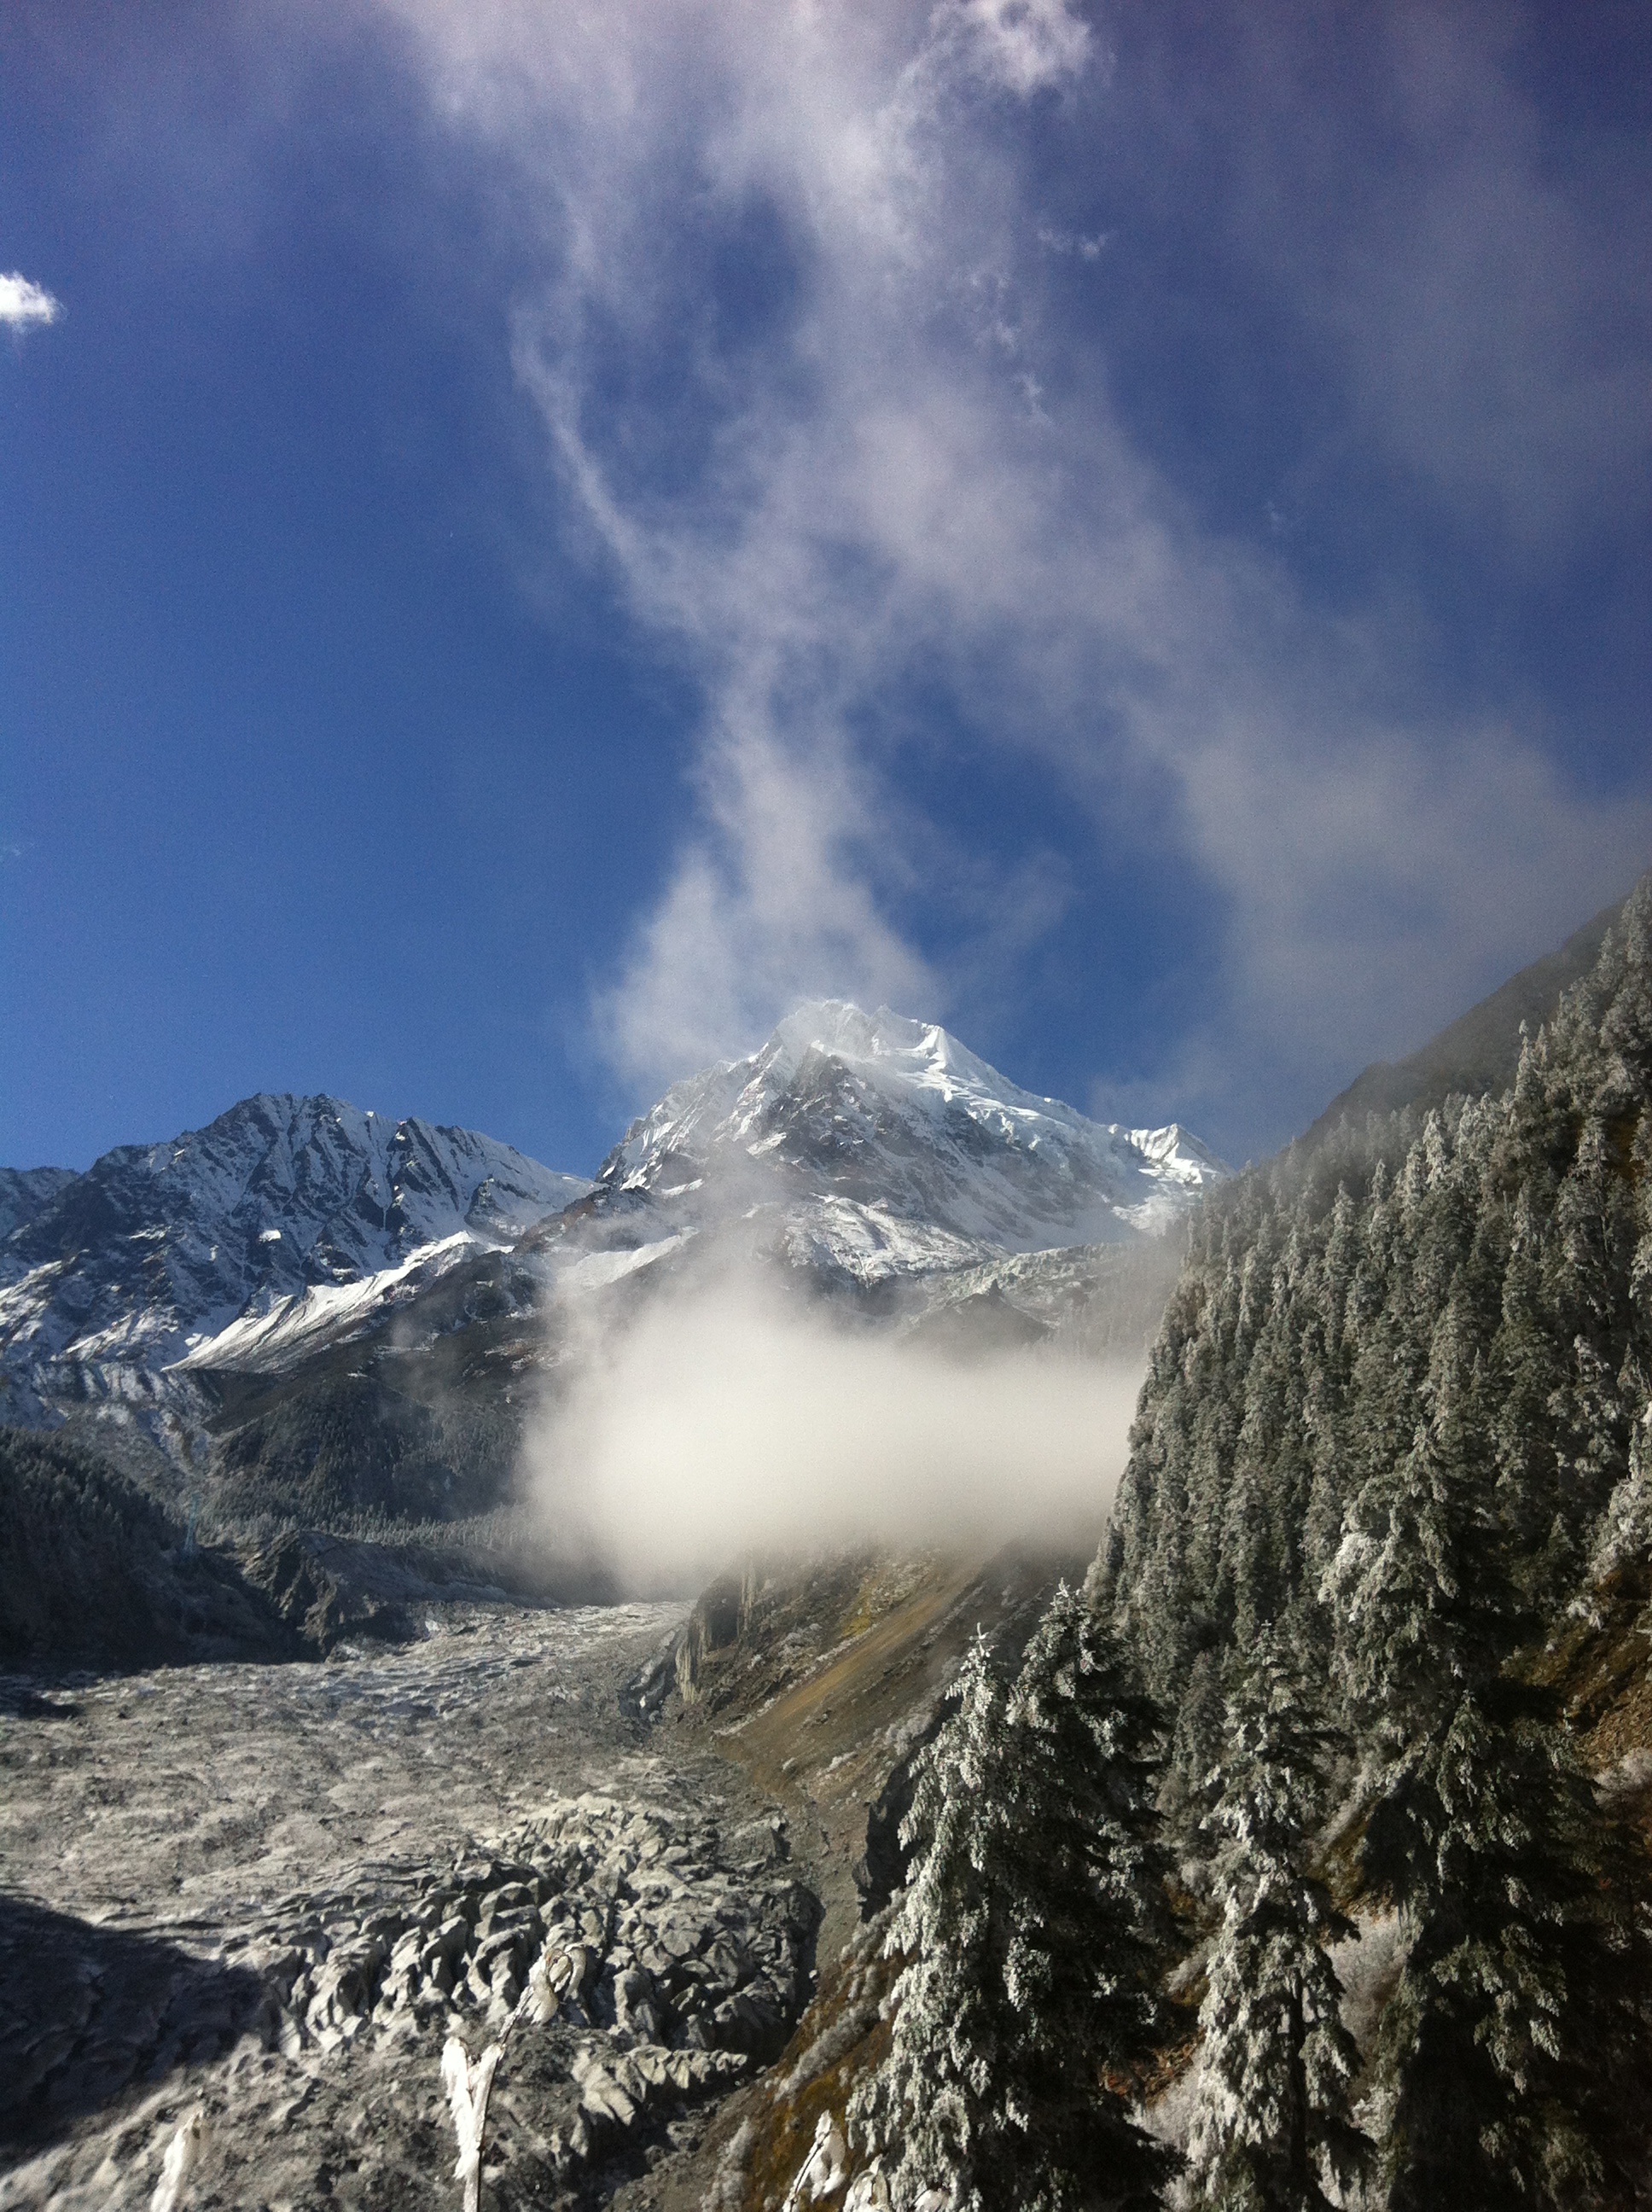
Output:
1335,1297,1652,2210
851,1631,1018,2212
1183,1632,1369,2212
852,1595,1179,2212
996,1585,1180,2211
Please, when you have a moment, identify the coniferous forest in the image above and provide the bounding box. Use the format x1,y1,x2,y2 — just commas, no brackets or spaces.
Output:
850,876,1652,2211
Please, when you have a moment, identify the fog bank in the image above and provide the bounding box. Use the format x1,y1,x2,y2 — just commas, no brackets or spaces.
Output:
522,1272,1141,1589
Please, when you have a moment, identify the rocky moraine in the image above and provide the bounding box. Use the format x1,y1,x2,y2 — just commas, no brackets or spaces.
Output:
0,1603,820,2212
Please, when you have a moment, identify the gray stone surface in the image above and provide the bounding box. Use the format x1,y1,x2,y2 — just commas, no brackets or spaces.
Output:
0,1604,814,2210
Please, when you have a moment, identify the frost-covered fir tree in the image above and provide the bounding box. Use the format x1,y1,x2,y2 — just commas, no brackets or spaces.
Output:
995,1585,1181,2211
1333,1299,1652,2210
852,1598,1179,2212
1183,1631,1368,2212
851,1631,1021,2212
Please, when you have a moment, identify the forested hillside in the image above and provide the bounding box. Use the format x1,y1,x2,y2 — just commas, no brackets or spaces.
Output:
1102,874,1652,1764
833,879,1652,2212
1091,873,1652,2204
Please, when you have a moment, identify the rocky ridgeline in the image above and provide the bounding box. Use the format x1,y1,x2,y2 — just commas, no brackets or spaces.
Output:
209,1793,821,2192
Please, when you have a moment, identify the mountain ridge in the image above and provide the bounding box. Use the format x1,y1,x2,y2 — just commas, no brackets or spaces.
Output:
0,1091,588,1380
0,1166,78,1242
596,998,1227,1258
1298,890,1630,1152
0,1006,1225,1534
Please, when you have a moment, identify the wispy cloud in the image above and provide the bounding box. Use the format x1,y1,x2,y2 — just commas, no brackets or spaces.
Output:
1275,8,1652,554
381,0,1651,1131
0,272,61,332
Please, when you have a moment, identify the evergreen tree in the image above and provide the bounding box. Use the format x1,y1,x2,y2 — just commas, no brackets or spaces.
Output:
1542,1106,1639,1579
1489,1183,1566,1579
851,1631,1018,2212
996,1586,1180,2211
852,1597,1179,2212
1338,1301,1652,2210
1184,1632,1369,2212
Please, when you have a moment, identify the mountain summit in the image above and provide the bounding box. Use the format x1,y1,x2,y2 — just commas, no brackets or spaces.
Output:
0,1093,587,1379
591,1000,1227,1273
0,1013,1224,1479
579,999,1229,1291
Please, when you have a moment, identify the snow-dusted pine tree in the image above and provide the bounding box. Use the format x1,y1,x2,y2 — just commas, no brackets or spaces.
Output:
852,1595,1179,2212
1335,1299,1652,2210
992,1584,1180,2211
849,1630,1020,2212
1183,1630,1368,2212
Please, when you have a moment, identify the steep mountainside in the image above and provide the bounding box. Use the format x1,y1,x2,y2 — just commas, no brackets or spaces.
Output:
0,1167,77,1241
0,1426,294,1668
1299,889,1628,1151
1102,879,1652,1748
0,1093,587,1378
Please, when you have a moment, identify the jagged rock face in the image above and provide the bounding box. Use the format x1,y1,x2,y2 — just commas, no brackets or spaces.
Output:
0,1167,76,1242
0,1093,587,1374
598,1001,1227,1263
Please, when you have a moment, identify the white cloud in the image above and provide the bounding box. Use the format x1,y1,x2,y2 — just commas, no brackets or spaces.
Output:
525,1266,1136,1588
380,0,1651,1129
0,272,61,332
928,0,1092,98
593,721,939,1091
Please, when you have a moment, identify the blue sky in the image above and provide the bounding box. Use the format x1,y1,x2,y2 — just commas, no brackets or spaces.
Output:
3,1,1649,1179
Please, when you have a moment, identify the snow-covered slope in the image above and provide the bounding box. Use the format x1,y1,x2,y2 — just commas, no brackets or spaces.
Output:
590,1001,1226,1281
0,1094,588,1375
0,1010,1224,1407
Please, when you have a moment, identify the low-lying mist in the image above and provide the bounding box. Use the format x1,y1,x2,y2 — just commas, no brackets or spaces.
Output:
520,1266,1143,1591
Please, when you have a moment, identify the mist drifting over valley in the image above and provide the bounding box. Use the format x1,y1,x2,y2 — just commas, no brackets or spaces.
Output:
523,1260,1142,1589
500,998,1206,1587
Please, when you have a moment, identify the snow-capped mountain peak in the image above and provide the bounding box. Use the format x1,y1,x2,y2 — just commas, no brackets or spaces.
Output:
0,1092,588,1375
596,1000,1227,1264
1,1014,1225,1397
766,1002,1015,1111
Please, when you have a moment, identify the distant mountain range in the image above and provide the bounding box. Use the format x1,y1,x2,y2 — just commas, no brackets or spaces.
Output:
2,1007,1222,1394
0,1009,1224,1523
0,1095,588,1384
5,892,1627,1534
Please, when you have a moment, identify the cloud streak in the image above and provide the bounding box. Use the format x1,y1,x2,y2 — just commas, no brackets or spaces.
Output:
380,0,1652,1138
